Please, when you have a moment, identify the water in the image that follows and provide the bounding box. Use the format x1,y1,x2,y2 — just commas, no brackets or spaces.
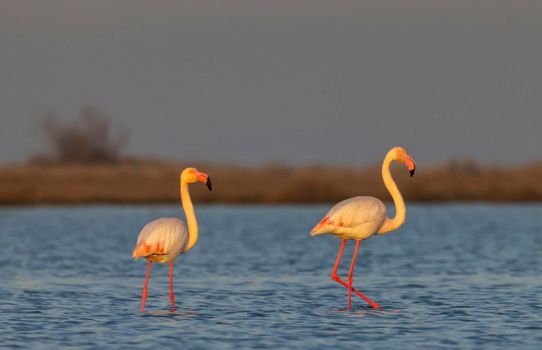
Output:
1,204,541,349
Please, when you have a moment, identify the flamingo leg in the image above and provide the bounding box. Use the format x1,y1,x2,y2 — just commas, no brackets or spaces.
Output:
347,241,361,309
141,260,152,312
331,239,380,309
169,262,176,312
331,239,347,279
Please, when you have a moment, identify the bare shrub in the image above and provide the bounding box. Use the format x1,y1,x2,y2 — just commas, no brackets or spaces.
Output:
39,106,128,163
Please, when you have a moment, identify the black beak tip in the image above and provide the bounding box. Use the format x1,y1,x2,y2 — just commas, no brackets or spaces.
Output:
409,169,415,178
206,177,213,191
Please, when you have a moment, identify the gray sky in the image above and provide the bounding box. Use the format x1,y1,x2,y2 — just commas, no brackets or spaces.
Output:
1,0,541,166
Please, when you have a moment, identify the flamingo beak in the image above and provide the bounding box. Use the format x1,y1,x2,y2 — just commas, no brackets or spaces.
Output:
406,156,416,177
196,172,213,191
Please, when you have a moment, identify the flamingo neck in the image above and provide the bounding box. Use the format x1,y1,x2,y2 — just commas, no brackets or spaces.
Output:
180,180,198,251
378,153,406,234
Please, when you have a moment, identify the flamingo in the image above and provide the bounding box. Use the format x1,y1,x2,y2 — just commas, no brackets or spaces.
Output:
132,167,212,312
310,146,416,310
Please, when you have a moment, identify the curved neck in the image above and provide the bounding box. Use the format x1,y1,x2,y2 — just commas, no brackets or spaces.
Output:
378,153,406,234
180,180,198,251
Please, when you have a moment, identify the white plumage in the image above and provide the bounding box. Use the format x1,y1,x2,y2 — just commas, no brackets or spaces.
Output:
132,218,189,263
311,196,387,240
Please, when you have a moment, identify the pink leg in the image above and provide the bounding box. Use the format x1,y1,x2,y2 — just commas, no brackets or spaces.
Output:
331,240,347,279
141,260,152,312
169,262,175,312
347,241,361,310
331,240,380,309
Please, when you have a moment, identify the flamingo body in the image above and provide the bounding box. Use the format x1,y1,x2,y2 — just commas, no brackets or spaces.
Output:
311,196,386,240
132,167,212,312
310,146,416,310
132,218,188,263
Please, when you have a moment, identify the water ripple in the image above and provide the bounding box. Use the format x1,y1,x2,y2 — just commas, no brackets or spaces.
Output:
0,204,541,349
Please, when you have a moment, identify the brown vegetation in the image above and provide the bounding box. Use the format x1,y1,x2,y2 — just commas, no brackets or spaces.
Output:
4,107,539,204
1,159,541,204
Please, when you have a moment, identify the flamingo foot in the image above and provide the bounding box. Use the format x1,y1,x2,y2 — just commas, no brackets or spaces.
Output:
331,273,381,309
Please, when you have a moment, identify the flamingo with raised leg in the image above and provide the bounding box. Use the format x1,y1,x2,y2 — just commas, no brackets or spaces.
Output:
132,167,212,312
311,146,416,310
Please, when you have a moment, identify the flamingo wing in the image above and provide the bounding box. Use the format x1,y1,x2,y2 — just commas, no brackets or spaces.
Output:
132,218,188,263
311,196,387,240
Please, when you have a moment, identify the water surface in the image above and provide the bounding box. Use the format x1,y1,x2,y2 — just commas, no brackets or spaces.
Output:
1,204,541,349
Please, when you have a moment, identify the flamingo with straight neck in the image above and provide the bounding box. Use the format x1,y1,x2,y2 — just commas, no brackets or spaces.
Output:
311,146,416,309
132,167,212,312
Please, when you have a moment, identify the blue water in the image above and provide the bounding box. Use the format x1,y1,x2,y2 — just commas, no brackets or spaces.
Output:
1,204,541,349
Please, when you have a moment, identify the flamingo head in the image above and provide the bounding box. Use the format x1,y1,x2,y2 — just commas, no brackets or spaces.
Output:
181,167,212,191
391,147,416,177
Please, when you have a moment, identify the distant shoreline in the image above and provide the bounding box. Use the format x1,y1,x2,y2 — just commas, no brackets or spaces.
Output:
1,160,541,204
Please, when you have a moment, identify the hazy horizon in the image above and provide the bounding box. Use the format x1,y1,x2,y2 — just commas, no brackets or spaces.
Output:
1,0,541,166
